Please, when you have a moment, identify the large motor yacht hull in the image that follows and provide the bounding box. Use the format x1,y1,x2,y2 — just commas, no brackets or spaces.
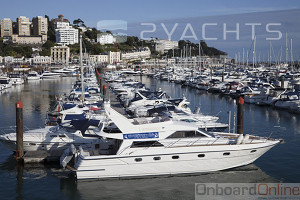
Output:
74,140,279,180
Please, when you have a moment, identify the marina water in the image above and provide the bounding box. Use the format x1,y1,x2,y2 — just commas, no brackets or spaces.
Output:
0,77,299,200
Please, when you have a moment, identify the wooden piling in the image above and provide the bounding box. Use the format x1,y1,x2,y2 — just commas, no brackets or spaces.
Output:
16,101,24,161
103,84,107,98
100,77,103,94
237,97,244,135
222,71,224,82
281,76,285,88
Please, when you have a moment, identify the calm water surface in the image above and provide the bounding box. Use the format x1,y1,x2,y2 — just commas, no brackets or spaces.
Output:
0,76,299,200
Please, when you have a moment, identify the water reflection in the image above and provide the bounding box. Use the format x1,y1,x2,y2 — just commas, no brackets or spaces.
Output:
0,76,299,200
72,164,276,200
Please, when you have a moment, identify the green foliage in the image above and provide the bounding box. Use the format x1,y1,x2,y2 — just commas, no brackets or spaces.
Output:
73,18,85,27
84,28,101,40
39,40,55,56
47,18,56,43
0,39,33,57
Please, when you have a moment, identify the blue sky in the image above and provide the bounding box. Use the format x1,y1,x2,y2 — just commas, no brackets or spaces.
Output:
1,0,299,59
0,0,299,27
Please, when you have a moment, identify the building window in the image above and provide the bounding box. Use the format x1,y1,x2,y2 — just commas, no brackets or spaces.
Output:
223,152,230,156
250,150,257,153
172,155,179,159
135,158,142,162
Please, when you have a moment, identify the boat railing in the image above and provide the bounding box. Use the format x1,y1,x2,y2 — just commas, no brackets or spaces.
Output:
163,137,235,148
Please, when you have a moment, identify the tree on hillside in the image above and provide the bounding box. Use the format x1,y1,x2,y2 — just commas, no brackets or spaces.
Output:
73,18,85,27
39,40,55,56
46,15,56,43
84,28,101,40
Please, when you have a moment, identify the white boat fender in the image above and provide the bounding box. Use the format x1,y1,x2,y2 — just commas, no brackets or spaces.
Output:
242,134,250,144
236,134,244,145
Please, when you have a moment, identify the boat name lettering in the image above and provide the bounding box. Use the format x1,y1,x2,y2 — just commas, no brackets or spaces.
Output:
123,132,159,139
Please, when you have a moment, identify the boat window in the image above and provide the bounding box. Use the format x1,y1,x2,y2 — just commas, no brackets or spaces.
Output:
180,119,197,123
167,131,197,138
250,150,257,153
50,135,57,137
135,158,142,162
131,141,163,148
223,152,230,156
153,157,161,161
172,155,179,159
198,154,205,158
167,130,209,138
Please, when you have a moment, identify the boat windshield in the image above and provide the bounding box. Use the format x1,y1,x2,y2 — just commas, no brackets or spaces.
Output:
197,128,215,138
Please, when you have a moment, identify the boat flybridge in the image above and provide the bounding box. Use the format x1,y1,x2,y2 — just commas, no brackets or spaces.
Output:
70,101,282,180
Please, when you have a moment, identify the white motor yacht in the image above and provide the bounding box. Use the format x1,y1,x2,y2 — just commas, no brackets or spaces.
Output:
69,102,281,180
41,71,61,79
0,75,12,89
8,73,24,85
27,71,41,80
0,121,104,152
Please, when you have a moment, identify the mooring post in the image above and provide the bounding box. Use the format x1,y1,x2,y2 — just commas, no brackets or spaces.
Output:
16,101,24,161
237,97,244,135
103,84,107,99
100,77,103,95
222,71,224,82
281,76,285,88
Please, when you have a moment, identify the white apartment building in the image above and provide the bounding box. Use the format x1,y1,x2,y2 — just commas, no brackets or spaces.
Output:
32,16,48,36
121,47,151,61
108,51,121,64
155,39,178,54
51,46,70,64
32,56,51,65
0,56,3,63
0,18,13,37
56,27,78,45
97,33,116,45
89,54,108,64
17,16,31,36
54,21,70,29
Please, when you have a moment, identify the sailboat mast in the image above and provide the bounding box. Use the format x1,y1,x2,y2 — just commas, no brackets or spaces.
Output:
80,34,84,103
199,42,201,75
242,48,245,66
246,50,249,67
291,38,294,71
285,33,288,65
269,41,272,67
253,36,256,68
